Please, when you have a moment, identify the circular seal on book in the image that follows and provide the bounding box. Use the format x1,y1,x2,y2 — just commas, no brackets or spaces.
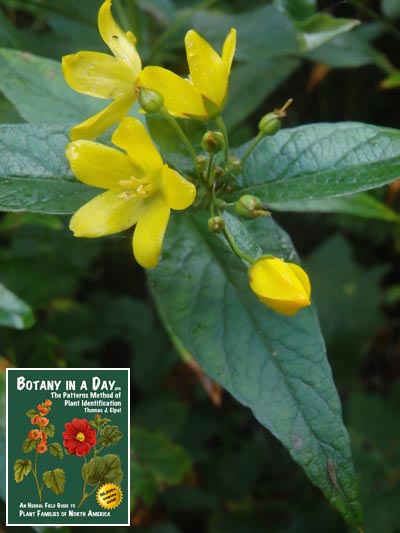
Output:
96,483,123,510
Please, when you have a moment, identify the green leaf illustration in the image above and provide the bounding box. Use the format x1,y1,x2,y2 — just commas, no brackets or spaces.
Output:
43,468,65,495
22,438,37,453
43,424,55,438
98,425,123,448
49,442,64,459
14,459,32,482
25,409,37,419
82,454,123,486
90,414,111,430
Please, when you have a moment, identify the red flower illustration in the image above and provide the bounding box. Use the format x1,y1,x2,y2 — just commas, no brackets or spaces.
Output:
37,416,49,427
63,418,96,457
36,440,48,454
37,404,49,415
28,429,41,440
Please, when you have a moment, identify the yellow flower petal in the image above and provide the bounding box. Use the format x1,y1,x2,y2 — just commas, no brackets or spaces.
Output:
161,165,196,210
249,257,311,316
139,66,207,118
185,29,227,109
288,263,311,298
132,194,170,268
66,141,134,189
70,189,144,237
221,28,236,75
111,117,163,177
70,92,136,141
62,51,134,99
98,0,141,76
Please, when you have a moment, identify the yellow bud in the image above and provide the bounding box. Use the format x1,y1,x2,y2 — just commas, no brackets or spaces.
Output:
248,256,311,316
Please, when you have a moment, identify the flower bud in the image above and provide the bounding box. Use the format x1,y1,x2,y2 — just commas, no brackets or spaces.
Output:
258,112,281,136
201,131,225,154
195,155,208,175
248,256,311,316
138,87,164,113
208,216,225,233
226,156,242,177
235,194,267,219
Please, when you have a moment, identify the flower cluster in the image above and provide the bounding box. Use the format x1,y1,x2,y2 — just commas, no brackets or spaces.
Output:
27,399,52,454
63,0,311,316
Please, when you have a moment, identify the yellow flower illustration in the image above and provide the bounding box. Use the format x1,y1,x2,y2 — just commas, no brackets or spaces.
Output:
249,256,311,316
139,28,236,119
62,0,141,140
67,117,196,268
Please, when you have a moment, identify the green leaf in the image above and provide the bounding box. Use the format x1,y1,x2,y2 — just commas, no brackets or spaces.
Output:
148,212,363,529
130,461,158,509
225,57,300,131
237,122,400,203
43,468,66,495
146,115,205,174
98,425,123,448
0,124,97,214
83,454,123,486
22,438,37,454
43,424,55,438
305,236,387,382
305,25,390,69
49,442,64,459
273,0,316,21
14,459,32,482
296,14,359,51
0,49,104,124
381,0,400,19
25,409,38,419
132,426,191,485
380,71,400,89
0,283,35,329
269,192,400,222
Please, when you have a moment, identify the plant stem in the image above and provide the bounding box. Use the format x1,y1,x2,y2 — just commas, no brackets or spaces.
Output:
32,452,42,503
159,108,198,166
223,225,255,266
240,131,264,166
215,115,229,164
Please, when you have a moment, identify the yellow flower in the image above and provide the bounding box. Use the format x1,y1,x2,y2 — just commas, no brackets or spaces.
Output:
249,256,311,316
67,117,196,268
139,28,236,119
62,0,141,140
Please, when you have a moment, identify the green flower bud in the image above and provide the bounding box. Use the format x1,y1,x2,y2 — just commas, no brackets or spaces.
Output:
208,216,225,233
226,156,242,177
195,155,208,174
138,87,164,113
201,131,225,154
258,112,281,136
236,194,269,219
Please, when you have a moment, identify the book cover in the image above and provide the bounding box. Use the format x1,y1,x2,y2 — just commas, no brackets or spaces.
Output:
6,367,130,526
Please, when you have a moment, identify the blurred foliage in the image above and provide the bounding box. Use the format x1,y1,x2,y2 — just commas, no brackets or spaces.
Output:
1,0,400,531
